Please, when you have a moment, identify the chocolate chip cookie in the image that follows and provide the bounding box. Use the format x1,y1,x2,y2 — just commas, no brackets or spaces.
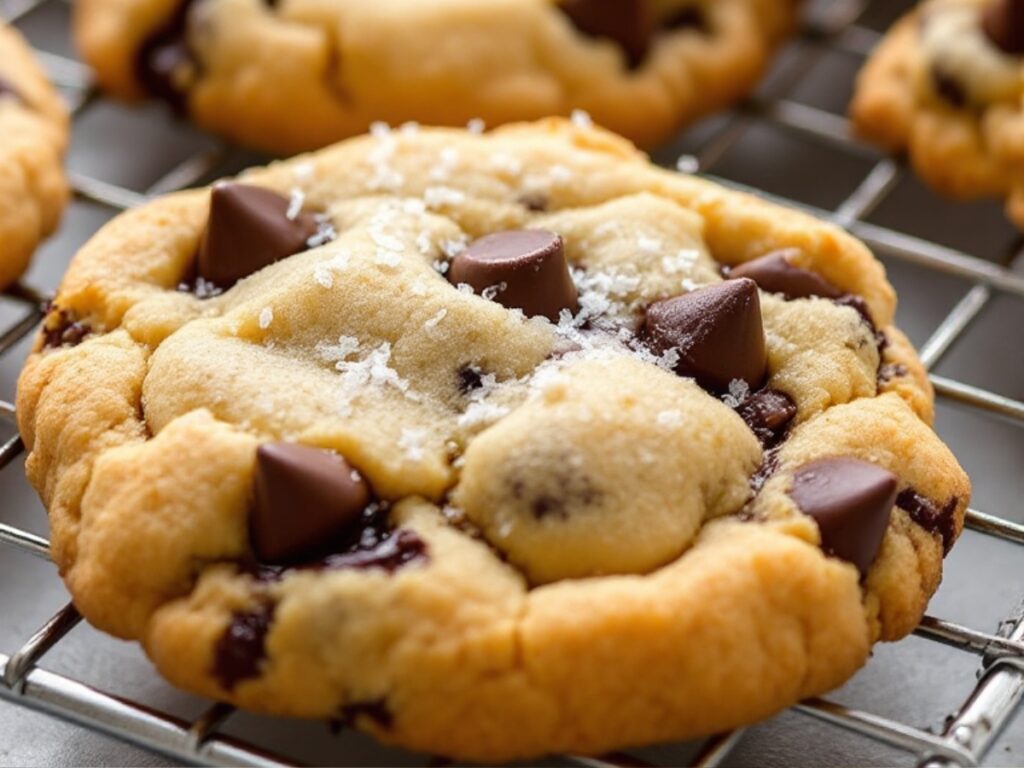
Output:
852,0,1024,229
17,118,970,761
0,21,69,289
74,0,797,154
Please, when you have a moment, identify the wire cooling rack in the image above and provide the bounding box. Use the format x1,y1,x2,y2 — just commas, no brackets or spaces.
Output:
1,0,1024,765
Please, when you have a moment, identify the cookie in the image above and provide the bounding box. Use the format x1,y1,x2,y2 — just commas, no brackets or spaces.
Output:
17,118,970,761
851,0,1024,229
74,0,798,154
0,21,69,290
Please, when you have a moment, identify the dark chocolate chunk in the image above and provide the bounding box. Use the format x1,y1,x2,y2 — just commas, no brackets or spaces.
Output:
734,389,797,448
643,278,767,392
932,66,968,108
41,306,92,350
338,698,393,729
135,0,199,110
983,0,1024,55
897,488,959,553
198,183,320,289
449,229,578,322
457,364,484,394
558,0,654,69
251,443,371,564
518,193,549,212
213,602,274,690
790,457,898,575
727,250,843,300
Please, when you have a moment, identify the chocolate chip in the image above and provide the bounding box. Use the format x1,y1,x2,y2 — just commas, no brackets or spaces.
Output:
338,699,393,729
877,362,908,385
643,278,767,393
558,0,654,69
983,0,1024,55
449,230,578,322
135,0,198,110
790,457,898,575
251,443,371,564
457,364,484,394
734,389,797,448
897,489,959,553
213,602,274,690
198,183,321,289
727,250,843,300
41,307,92,350
518,193,549,212
932,66,968,108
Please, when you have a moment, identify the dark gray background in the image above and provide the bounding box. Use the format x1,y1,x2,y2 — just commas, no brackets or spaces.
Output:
1,0,1023,764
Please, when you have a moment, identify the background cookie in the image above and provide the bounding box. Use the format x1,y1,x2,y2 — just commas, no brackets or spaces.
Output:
0,21,69,289
851,0,1024,230
75,0,798,154
16,119,969,761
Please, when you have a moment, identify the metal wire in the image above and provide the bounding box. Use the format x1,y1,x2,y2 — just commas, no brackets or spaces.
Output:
1,0,1023,765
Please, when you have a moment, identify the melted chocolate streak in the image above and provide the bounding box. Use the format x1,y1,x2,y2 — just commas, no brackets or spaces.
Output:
897,488,959,553
216,509,428,689
41,305,91,349
213,601,274,690
135,0,199,110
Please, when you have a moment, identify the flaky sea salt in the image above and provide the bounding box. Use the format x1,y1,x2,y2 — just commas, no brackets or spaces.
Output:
571,109,593,128
657,410,684,428
424,186,466,208
307,219,337,248
638,235,662,254
676,155,699,174
398,427,428,462
416,231,433,255
467,118,486,134
258,307,273,330
430,147,460,181
457,401,510,429
549,164,573,184
313,266,334,288
424,307,448,330
490,152,523,176
661,249,699,274
722,379,751,408
286,188,305,221
441,237,467,258
292,161,314,181
481,282,507,301
317,336,417,416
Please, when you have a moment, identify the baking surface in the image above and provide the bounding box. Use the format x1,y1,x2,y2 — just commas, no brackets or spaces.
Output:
2,0,1024,765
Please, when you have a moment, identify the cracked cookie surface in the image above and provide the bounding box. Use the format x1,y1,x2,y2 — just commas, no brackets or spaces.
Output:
75,0,798,154
18,118,969,761
0,21,69,289
851,0,1024,230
